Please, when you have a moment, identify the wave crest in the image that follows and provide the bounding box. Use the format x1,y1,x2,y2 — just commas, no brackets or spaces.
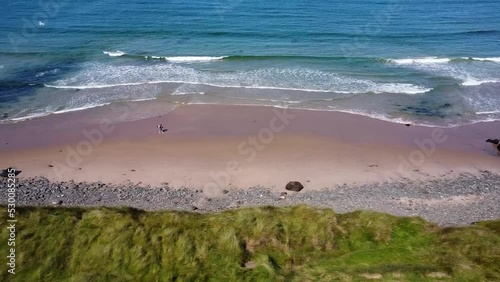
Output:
103,50,126,57
461,79,500,86
389,56,500,65
145,56,227,62
390,57,451,64
468,57,500,63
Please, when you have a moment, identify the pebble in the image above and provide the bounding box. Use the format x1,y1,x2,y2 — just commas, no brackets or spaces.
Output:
1,171,499,226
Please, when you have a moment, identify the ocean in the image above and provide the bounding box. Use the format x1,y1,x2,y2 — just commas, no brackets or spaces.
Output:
1,0,499,126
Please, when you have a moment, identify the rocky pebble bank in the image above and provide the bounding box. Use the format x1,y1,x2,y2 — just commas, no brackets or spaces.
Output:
2,171,499,226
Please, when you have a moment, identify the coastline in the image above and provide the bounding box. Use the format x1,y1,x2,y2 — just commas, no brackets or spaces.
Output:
1,102,499,189
1,102,499,225
3,1,500,279
3,172,500,226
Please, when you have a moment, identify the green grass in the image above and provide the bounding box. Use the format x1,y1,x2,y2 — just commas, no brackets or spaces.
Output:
1,205,499,281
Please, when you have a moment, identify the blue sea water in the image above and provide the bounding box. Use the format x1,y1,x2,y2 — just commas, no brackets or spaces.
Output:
0,0,499,125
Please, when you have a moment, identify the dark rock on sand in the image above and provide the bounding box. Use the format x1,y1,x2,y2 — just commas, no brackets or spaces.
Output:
286,181,304,192
486,139,500,151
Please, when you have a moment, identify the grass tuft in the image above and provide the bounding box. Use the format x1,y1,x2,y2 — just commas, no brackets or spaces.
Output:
0,205,498,281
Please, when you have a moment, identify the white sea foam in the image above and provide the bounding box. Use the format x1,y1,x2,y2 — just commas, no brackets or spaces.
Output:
476,110,500,115
129,97,157,102
391,56,500,64
469,57,500,63
146,56,227,62
390,57,451,65
45,82,147,89
171,91,206,95
272,104,290,109
372,83,431,94
327,107,412,125
7,103,111,122
52,103,111,114
36,68,60,78
325,107,499,128
9,112,50,122
46,80,431,94
461,79,500,86
103,50,126,57
389,56,500,87
165,56,226,62
44,81,334,92
45,63,432,95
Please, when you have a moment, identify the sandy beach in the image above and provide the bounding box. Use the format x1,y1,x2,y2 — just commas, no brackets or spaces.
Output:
3,2,500,280
1,102,500,194
2,101,500,225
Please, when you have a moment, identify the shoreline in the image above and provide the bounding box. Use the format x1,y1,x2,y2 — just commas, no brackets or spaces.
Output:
3,171,499,226
4,99,500,128
1,102,500,191
1,102,499,225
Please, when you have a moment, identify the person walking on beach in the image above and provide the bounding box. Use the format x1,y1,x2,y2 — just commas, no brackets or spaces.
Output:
157,124,164,134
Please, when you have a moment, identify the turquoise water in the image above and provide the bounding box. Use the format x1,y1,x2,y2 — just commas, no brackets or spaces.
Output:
1,0,499,125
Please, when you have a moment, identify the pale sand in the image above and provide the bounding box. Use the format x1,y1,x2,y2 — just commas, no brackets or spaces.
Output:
1,103,499,195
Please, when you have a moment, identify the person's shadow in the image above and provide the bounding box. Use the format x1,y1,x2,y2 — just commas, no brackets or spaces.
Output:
161,128,168,133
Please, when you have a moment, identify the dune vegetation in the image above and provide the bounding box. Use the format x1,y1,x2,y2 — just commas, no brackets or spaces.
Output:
1,205,499,281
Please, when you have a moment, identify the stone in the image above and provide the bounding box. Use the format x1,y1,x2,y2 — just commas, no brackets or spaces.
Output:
285,181,303,192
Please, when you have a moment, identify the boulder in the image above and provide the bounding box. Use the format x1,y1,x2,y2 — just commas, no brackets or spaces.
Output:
285,181,303,192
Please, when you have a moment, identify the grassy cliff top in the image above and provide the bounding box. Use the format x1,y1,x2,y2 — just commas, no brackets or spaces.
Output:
1,205,499,281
